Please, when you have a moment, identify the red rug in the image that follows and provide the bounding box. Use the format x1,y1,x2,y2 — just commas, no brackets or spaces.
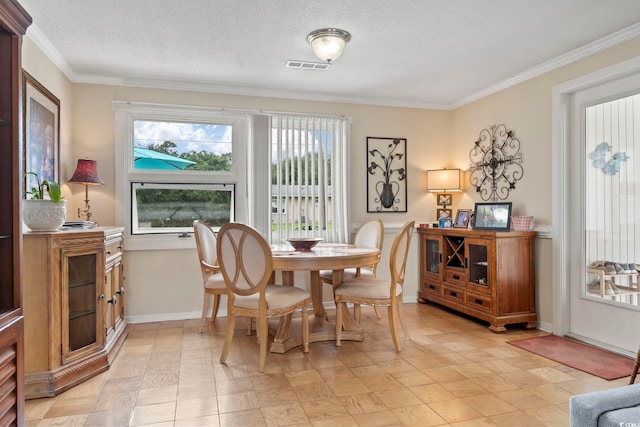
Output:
508,334,635,380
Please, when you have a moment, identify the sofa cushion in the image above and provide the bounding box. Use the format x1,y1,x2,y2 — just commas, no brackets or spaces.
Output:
570,384,640,427
598,404,640,426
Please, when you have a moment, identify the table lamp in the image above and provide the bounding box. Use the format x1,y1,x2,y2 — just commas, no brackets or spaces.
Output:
427,168,464,219
68,158,104,222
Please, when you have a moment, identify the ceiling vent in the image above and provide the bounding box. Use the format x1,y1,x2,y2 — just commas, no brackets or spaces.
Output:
285,60,330,71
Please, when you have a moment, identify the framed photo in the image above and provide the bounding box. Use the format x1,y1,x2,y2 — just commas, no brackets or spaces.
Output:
454,209,472,228
436,208,452,220
471,202,512,231
436,193,452,206
23,70,60,197
366,137,407,212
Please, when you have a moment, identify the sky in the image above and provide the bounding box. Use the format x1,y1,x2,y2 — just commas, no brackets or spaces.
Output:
133,120,232,155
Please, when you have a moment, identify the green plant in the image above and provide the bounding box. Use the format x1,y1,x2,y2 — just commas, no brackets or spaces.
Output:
24,171,63,203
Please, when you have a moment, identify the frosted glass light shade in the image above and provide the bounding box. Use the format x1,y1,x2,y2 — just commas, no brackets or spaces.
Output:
427,168,464,192
307,28,351,63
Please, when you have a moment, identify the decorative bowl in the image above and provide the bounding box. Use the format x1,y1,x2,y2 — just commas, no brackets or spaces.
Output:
284,237,323,251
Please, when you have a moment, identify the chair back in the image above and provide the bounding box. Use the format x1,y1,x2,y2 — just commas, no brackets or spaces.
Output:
389,221,415,290
193,220,218,281
354,219,384,249
216,223,273,298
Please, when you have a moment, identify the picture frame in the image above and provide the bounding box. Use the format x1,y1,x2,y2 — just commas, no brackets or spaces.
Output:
23,70,60,197
436,208,452,220
454,209,472,228
471,202,512,231
366,137,407,212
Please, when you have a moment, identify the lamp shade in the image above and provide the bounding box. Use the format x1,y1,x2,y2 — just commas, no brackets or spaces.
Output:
68,159,104,185
427,168,463,192
307,28,351,63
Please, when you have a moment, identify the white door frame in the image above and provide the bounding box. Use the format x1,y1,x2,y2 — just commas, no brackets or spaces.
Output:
552,56,640,337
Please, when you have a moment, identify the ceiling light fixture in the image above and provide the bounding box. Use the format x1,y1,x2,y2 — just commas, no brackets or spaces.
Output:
307,28,351,63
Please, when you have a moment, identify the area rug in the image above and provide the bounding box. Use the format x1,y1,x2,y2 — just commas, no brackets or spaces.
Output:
508,334,635,380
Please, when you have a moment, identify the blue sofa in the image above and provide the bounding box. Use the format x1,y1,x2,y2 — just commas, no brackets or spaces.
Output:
570,384,640,426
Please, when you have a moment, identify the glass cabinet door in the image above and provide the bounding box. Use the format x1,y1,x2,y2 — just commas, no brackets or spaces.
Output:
424,236,443,279
62,249,103,363
467,238,491,290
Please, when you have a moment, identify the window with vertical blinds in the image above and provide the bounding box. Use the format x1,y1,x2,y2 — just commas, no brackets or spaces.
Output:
270,114,350,244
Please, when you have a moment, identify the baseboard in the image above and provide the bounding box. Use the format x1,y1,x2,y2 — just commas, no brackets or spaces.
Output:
126,298,419,324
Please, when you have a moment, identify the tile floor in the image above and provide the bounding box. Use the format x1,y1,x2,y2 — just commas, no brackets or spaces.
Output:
25,303,629,426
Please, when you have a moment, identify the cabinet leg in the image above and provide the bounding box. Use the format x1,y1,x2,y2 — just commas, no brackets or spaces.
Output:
488,324,507,333
525,321,537,329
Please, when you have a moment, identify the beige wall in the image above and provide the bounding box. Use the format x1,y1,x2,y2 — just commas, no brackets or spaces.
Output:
450,36,640,327
21,32,640,327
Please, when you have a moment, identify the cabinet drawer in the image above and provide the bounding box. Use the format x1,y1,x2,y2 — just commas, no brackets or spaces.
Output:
466,292,491,312
445,268,467,285
422,281,441,296
105,240,123,260
442,285,465,303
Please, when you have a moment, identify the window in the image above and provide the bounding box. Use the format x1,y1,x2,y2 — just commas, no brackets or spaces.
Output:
269,114,350,243
132,182,234,235
114,102,248,249
115,103,350,250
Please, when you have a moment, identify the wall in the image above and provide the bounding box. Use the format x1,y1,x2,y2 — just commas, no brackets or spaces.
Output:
21,30,640,330
450,36,640,327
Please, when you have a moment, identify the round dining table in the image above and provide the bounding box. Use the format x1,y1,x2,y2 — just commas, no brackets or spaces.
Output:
268,242,381,353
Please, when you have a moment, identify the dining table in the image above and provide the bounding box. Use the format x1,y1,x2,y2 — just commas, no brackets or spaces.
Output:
268,242,381,353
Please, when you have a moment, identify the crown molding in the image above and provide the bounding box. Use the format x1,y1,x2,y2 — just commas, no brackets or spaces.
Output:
450,22,640,109
26,22,640,111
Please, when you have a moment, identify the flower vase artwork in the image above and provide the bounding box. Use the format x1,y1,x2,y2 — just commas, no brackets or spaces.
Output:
367,138,406,212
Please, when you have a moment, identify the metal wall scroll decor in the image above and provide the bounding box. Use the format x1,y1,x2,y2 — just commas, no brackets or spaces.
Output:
366,137,407,212
468,124,523,201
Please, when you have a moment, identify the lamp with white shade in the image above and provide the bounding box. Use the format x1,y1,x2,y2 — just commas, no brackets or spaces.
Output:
426,168,464,218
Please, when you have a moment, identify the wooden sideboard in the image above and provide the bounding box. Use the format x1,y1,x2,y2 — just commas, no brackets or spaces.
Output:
417,226,537,332
23,227,127,399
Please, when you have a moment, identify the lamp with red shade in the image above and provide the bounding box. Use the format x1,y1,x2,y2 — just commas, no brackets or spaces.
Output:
68,159,104,222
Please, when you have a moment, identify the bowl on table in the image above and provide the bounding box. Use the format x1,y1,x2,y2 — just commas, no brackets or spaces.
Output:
284,237,323,252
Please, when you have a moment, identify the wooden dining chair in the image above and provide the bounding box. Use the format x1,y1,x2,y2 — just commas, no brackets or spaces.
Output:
320,219,384,318
335,221,415,352
217,222,310,372
193,220,227,333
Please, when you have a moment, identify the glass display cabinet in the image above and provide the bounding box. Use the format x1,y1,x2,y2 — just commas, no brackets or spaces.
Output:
23,227,127,399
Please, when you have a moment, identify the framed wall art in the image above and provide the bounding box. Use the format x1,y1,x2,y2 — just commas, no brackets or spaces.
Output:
366,137,407,212
23,70,60,197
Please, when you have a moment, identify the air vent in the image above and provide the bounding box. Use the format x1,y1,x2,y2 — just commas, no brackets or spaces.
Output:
285,60,330,71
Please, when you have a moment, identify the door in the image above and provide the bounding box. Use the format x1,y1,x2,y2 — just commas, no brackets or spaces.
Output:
422,234,443,281
61,246,105,363
567,72,640,353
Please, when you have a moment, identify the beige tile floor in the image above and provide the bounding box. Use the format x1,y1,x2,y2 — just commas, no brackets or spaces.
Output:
25,303,629,426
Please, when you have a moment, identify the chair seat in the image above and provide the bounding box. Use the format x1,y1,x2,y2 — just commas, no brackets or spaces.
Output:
234,285,310,310
319,267,374,282
205,273,226,290
335,277,402,299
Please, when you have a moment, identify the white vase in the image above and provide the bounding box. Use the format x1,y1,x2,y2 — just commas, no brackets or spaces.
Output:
23,199,67,232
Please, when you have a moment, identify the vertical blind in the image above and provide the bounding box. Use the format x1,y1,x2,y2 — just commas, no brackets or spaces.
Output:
585,93,639,265
270,114,349,243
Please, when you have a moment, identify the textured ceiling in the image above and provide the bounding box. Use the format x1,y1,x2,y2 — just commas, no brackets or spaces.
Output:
18,0,640,109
